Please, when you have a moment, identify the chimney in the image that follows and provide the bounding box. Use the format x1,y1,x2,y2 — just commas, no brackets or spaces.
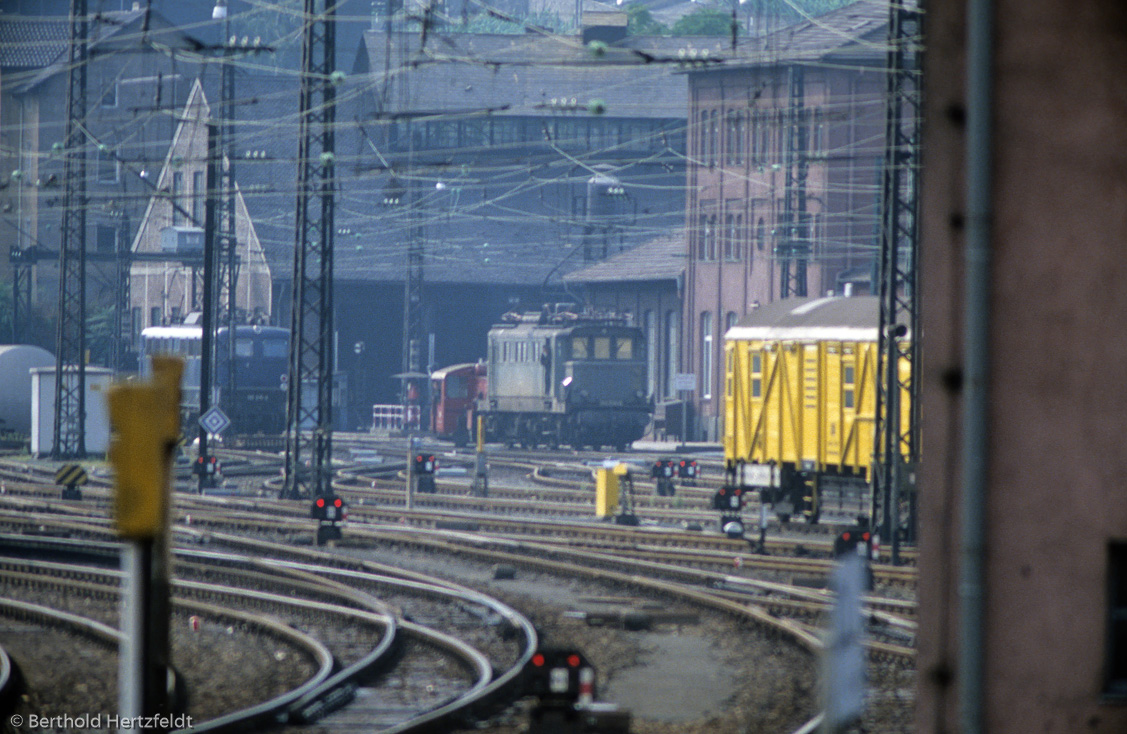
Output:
581,3,628,45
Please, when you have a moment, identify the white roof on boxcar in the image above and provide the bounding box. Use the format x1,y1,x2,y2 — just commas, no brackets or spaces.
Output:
725,296,908,342
140,325,203,339
431,363,482,380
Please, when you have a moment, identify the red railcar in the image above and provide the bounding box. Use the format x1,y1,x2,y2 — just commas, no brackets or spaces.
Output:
430,362,487,446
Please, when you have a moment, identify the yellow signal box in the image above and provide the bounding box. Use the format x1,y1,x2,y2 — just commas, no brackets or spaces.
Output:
107,357,183,539
595,463,631,518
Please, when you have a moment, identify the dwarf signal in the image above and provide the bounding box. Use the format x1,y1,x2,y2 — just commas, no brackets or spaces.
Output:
311,494,346,545
651,458,676,497
412,453,437,493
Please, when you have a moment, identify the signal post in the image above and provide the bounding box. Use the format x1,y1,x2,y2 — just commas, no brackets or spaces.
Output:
107,356,184,729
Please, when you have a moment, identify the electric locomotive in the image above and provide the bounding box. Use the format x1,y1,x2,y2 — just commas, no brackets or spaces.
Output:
139,322,289,434
477,307,651,450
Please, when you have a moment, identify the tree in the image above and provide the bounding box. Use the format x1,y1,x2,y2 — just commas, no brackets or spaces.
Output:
671,7,736,36
626,3,668,36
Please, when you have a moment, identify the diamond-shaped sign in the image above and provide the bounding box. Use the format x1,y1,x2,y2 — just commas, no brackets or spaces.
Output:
199,406,231,435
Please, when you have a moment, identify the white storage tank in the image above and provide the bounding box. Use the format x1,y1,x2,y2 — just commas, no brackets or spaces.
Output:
0,345,55,435
30,366,114,457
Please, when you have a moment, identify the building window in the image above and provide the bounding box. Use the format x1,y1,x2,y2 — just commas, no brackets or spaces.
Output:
664,310,679,398
95,225,116,253
96,148,118,183
753,111,769,163
697,110,708,162
172,171,184,226
100,81,118,108
709,110,718,167
727,111,744,165
700,312,713,400
725,212,742,261
757,217,767,252
703,215,717,261
151,306,162,327
735,214,743,261
192,170,204,224
1108,543,1127,696
645,310,656,398
726,311,738,334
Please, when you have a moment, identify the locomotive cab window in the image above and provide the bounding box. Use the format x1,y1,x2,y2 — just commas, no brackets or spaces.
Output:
572,337,588,359
236,338,254,358
844,364,855,409
594,337,611,360
263,339,287,359
615,337,634,360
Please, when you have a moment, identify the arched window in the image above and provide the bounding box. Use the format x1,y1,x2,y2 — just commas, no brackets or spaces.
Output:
709,110,718,166
724,214,734,260
707,215,718,260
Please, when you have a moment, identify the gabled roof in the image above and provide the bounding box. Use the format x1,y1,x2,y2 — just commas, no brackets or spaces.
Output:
684,0,894,73
358,30,738,119
563,230,685,283
8,8,205,93
0,14,69,69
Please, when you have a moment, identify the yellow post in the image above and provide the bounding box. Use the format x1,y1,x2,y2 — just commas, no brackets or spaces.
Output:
595,467,619,517
106,356,182,721
107,357,182,538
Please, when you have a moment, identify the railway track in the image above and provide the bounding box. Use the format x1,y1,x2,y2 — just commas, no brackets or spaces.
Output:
0,528,537,733
0,448,915,733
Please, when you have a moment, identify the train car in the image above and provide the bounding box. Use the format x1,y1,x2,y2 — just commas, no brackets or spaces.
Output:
430,361,487,446
478,307,651,450
139,323,289,434
723,296,910,522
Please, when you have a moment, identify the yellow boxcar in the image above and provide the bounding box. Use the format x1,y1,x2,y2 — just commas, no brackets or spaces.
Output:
723,296,910,521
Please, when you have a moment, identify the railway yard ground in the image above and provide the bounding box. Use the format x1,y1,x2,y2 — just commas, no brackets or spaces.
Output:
0,433,916,734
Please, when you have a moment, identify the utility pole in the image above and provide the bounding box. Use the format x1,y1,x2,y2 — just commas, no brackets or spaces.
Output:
53,0,89,459
213,0,240,415
778,64,808,298
283,0,337,500
872,0,922,560
197,126,220,494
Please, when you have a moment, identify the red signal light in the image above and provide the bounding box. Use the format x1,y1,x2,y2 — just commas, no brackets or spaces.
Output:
316,498,325,508
718,488,727,496
334,498,343,508
532,653,545,667
567,654,581,668
842,532,851,542
734,488,741,496
861,532,871,542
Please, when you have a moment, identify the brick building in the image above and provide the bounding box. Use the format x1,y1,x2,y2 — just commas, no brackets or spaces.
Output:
681,0,889,439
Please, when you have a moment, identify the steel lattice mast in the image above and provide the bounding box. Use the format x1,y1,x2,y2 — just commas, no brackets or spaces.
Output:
53,0,89,459
779,64,809,298
283,0,337,499
872,0,923,560
216,15,239,411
